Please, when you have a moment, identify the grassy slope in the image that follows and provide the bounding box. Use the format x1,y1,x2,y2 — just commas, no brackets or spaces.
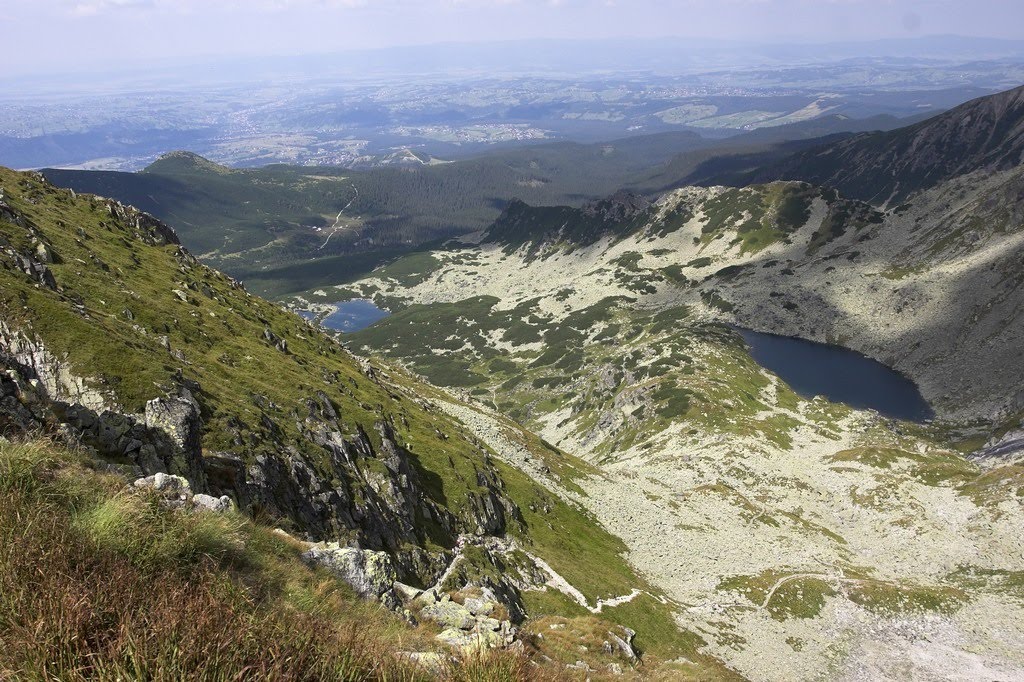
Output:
0,167,719,670
0,438,548,681
347,295,814,455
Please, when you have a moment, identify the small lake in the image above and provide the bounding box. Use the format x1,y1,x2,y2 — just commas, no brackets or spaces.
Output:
733,327,934,423
320,299,390,333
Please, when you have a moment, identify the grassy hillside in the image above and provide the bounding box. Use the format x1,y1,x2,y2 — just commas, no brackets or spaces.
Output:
0,166,736,676
0,438,542,681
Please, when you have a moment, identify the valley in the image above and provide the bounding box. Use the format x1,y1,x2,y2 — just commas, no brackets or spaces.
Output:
260,87,1024,679
3,25,1024,680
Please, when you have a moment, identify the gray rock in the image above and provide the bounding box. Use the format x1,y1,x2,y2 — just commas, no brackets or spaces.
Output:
478,616,502,632
435,627,504,652
464,596,495,617
143,393,205,485
416,588,438,606
607,626,637,661
393,581,423,602
435,628,479,650
192,493,233,513
301,544,397,600
401,652,445,674
420,601,475,630
134,471,191,494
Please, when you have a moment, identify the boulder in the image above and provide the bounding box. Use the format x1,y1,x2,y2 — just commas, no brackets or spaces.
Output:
134,471,191,495
435,627,504,652
393,581,423,602
477,617,502,632
415,588,439,606
400,652,445,674
463,596,495,617
192,493,233,513
301,544,397,600
420,601,475,630
607,626,637,661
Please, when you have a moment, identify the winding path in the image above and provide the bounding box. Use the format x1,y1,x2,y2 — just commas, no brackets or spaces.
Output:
318,185,359,250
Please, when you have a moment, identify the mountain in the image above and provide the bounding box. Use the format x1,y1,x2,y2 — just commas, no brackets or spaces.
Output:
41,133,712,297
753,84,1024,205
327,170,1024,679
628,111,938,194
39,119,913,299
0,166,724,676
14,79,1024,682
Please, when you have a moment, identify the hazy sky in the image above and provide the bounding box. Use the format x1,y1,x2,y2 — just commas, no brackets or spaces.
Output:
5,0,1024,77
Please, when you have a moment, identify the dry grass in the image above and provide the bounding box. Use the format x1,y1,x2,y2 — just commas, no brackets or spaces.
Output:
0,439,566,681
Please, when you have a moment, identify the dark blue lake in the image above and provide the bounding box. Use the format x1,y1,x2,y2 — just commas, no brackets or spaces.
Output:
321,300,390,332
734,327,934,423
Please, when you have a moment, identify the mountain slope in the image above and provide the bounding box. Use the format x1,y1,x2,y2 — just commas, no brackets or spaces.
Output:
628,111,937,195
327,172,1024,680
754,84,1024,204
0,166,719,675
40,132,716,296
0,439,446,680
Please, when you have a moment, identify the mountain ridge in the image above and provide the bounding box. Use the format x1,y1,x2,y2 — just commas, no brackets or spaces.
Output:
752,84,1024,205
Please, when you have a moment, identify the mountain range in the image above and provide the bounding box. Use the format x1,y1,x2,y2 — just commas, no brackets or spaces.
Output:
3,82,1024,680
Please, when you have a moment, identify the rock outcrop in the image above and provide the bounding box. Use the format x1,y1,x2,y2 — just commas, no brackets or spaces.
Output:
133,472,233,512
0,322,208,490
301,543,398,602
415,588,517,652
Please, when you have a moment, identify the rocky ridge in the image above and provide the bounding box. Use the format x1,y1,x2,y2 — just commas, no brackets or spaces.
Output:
755,83,1024,205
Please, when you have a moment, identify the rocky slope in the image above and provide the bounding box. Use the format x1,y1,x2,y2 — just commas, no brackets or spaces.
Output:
0,166,718,676
755,84,1024,205
336,169,1024,424
311,166,1024,679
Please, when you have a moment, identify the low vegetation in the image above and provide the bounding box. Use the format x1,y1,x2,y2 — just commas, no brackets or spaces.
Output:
0,439,433,680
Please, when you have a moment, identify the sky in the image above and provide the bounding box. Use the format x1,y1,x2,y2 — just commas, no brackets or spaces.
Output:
4,0,1024,77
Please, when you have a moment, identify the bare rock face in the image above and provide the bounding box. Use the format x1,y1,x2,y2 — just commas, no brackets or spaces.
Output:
144,391,206,486
582,190,652,223
103,198,180,246
0,320,109,412
0,321,208,491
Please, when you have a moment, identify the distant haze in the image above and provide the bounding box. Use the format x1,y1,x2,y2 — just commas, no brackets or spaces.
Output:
5,0,1024,79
